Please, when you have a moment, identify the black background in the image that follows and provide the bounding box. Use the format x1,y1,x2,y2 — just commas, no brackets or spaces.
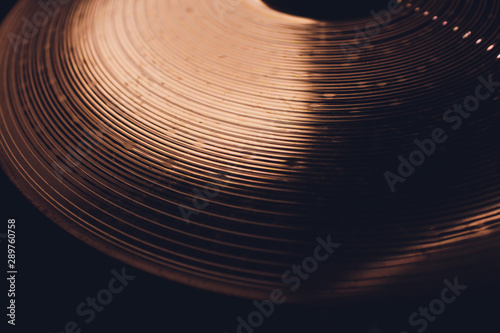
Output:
1,1,498,332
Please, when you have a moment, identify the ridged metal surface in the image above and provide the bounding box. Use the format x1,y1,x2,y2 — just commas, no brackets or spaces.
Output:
0,0,499,302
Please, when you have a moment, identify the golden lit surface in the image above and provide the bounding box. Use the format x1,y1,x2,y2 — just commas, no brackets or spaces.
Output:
0,0,500,302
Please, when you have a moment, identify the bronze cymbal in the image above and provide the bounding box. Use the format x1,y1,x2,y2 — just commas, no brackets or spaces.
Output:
0,0,499,303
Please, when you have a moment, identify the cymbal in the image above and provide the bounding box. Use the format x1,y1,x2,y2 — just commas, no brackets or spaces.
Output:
1,0,499,303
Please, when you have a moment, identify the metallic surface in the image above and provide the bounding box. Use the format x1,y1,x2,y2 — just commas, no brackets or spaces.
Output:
0,0,499,302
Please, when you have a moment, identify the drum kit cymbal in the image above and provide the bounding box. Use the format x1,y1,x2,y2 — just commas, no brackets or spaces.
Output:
0,0,499,303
